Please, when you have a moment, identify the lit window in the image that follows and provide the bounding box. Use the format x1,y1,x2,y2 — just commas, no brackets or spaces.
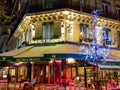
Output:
102,28,111,45
80,23,89,39
42,22,54,39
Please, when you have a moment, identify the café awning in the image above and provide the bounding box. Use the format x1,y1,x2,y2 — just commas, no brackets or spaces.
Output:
0,43,120,63
0,46,33,57
14,44,80,58
104,49,120,66
0,46,33,62
14,44,102,60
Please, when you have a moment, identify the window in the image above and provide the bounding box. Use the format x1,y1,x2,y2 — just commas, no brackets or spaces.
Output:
102,2,110,14
116,7,120,20
80,0,88,5
80,23,89,39
117,31,120,47
43,0,54,9
102,28,111,45
42,22,54,39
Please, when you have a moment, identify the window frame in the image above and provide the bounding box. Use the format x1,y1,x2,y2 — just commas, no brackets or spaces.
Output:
116,7,120,20
42,22,54,39
80,23,89,39
102,2,110,14
102,28,111,45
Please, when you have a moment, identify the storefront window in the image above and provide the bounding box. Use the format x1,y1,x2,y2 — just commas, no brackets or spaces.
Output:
0,67,8,79
78,67,84,76
86,68,92,77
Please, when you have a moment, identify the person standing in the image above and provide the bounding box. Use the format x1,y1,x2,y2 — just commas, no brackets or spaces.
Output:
108,77,117,89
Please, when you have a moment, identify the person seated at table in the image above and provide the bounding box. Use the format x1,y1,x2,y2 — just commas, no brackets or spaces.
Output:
107,77,117,89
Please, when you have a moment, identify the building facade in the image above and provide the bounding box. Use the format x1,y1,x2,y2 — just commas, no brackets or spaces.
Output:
0,0,120,88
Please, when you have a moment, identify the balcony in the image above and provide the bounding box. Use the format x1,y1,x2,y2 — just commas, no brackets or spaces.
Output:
100,11,120,21
26,1,93,14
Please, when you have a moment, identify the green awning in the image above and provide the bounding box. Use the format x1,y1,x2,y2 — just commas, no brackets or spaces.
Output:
117,31,120,34
80,23,89,27
42,22,54,25
15,57,49,62
103,28,111,32
0,56,15,62
102,61,120,66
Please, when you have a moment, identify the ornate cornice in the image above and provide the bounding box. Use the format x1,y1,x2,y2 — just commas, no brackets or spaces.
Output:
9,8,120,43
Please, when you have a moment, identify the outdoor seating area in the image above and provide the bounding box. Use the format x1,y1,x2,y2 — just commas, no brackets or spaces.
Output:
0,81,120,90
3,79,120,90
3,83,87,90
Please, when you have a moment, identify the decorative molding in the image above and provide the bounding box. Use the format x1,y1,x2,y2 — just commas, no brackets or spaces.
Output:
9,8,120,44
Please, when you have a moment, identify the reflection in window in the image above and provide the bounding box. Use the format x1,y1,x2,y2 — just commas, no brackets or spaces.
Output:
116,7,120,20
103,28,111,45
80,23,89,39
42,0,53,9
102,2,110,15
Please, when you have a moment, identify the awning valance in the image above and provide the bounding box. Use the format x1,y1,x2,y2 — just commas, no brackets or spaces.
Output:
99,65,120,70
89,62,120,70
0,46,33,62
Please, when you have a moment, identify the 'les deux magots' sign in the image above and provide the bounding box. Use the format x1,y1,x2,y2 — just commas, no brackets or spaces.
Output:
15,57,49,62
15,58,40,62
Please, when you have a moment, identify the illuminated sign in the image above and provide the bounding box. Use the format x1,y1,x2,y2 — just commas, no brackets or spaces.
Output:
15,57,49,62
